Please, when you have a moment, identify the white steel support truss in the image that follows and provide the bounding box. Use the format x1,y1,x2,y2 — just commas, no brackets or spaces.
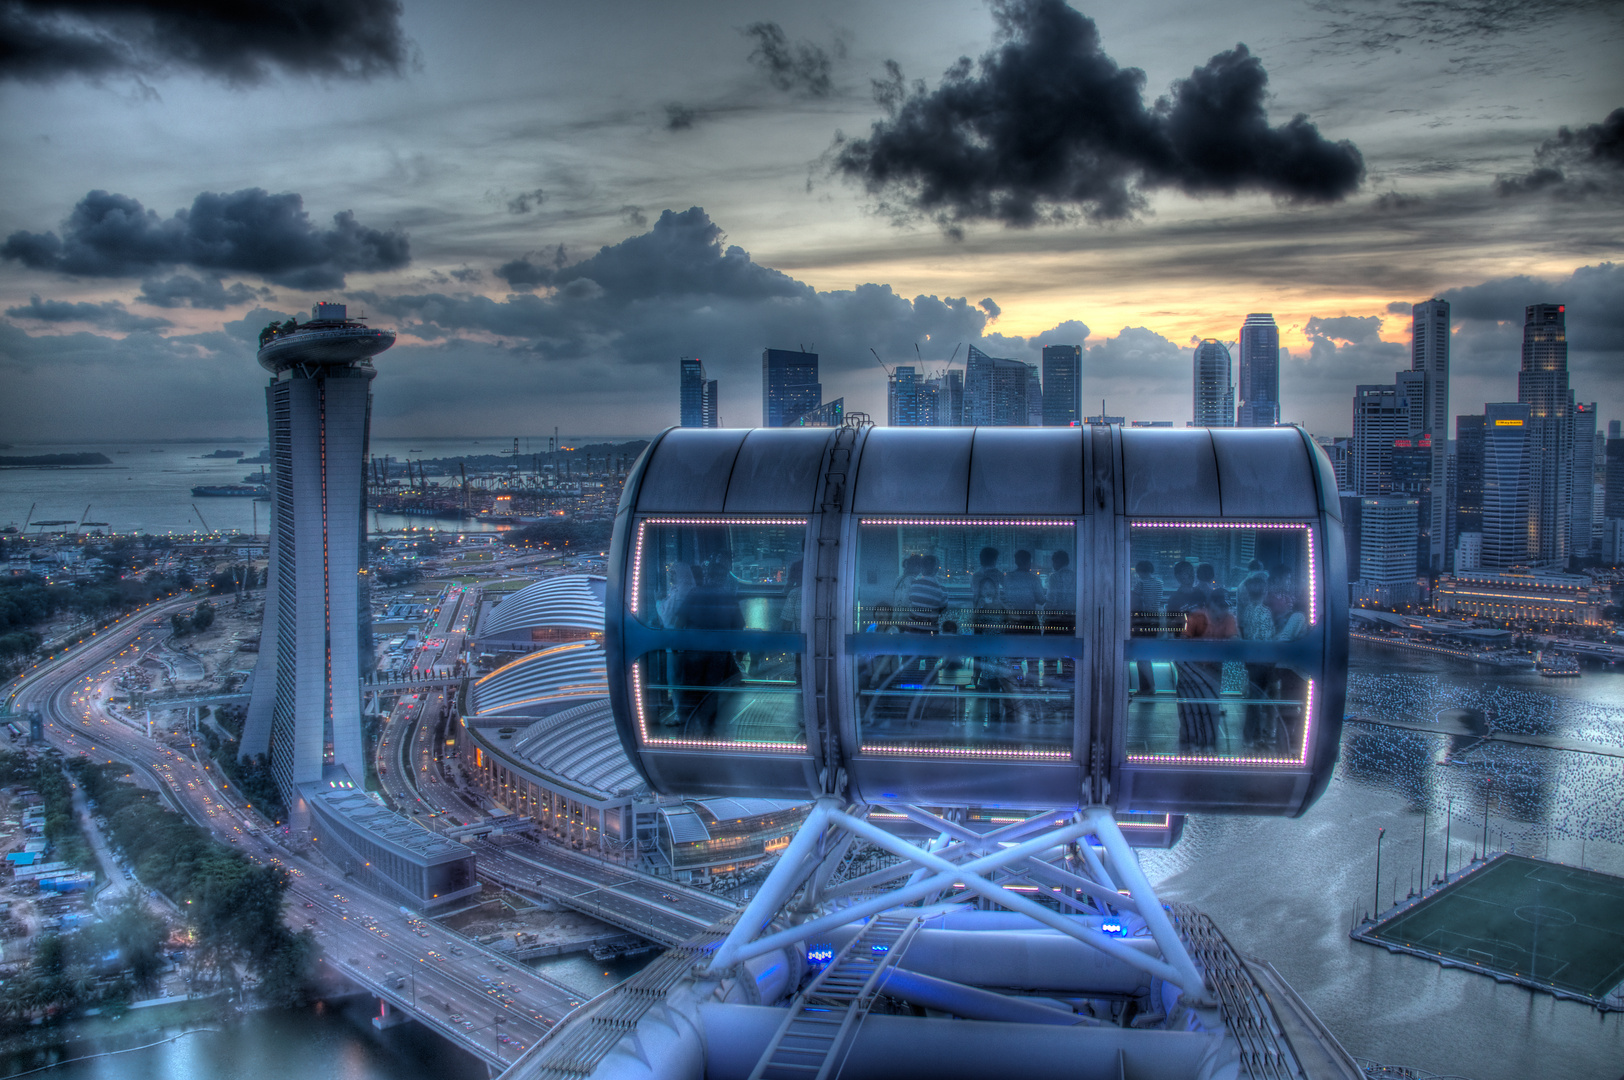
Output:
703,803,1212,1006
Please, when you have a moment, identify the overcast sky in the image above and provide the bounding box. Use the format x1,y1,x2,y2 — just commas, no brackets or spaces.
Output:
1,0,1620,443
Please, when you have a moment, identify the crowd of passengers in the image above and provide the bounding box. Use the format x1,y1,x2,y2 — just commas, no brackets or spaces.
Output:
862,547,1077,637
1130,558,1308,755
854,548,1077,734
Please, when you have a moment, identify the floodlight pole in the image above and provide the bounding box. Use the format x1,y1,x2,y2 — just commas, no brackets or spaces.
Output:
1419,807,1428,887
1481,778,1492,861
1373,827,1384,918
1443,796,1453,881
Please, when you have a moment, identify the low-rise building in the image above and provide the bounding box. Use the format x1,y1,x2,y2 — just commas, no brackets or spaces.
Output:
1433,570,1602,625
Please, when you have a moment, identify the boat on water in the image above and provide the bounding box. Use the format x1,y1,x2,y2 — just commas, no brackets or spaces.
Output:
192,484,268,498
1535,651,1581,677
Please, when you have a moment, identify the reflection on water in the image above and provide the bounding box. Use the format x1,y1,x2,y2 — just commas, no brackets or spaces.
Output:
0,997,487,1080
1146,639,1624,1080
527,950,657,998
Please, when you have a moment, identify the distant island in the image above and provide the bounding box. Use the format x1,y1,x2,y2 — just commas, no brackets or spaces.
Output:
202,449,245,459
0,452,113,467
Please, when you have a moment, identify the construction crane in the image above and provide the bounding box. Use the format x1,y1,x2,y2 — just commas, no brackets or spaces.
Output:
191,503,211,535
869,348,894,377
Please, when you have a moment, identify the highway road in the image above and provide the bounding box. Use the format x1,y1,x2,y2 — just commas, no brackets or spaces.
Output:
4,593,576,1067
371,583,741,946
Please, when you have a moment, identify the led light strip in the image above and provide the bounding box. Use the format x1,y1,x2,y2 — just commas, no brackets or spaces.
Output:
1131,520,1318,625
1124,679,1315,767
630,662,807,753
630,517,809,616
860,518,1074,527
860,742,1071,760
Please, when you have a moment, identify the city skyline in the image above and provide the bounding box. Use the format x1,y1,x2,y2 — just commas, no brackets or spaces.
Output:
0,0,1620,442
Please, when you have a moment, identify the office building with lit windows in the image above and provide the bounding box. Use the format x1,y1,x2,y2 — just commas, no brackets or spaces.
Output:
1191,339,1235,428
1481,403,1532,568
1236,313,1280,427
679,357,718,428
1518,304,1571,565
1041,344,1081,426
762,348,822,428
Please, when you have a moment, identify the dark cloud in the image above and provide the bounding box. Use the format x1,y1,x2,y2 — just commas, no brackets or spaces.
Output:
447,266,482,284
4,294,170,331
1,188,410,289
742,21,832,97
978,297,1001,319
665,103,696,130
507,188,547,215
495,243,568,290
135,273,268,309
1439,262,1624,339
1385,301,1412,315
621,205,648,229
834,0,1364,233
1307,0,1613,75
1372,191,1422,211
1495,108,1624,200
0,0,409,85
1305,314,1382,344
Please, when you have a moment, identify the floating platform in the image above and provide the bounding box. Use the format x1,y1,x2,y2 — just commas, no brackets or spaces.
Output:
1354,853,1624,1010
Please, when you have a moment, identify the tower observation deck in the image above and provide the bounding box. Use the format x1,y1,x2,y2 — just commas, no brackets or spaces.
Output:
241,303,396,815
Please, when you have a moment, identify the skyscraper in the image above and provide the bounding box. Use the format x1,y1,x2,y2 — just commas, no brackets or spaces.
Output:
241,303,395,811
1482,403,1531,568
1454,414,1485,565
1350,382,1413,495
1571,399,1597,558
963,345,1035,426
1041,345,1080,426
762,348,822,427
888,366,920,426
1236,314,1280,427
1359,496,1421,607
1410,299,1450,570
679,357,718,428
1517,303,1570,565
1191,339,1235,427
1391,434,1434,571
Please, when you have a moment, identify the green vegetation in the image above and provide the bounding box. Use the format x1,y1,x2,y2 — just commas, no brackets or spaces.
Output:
34,763,96,874
0,543,194,678
202,705,287,823
168,600,216,638
504,518,612,552
71,760,318,1005
0,893,167,1028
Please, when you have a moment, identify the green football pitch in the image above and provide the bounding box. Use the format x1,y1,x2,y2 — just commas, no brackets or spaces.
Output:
1368,855,1624,999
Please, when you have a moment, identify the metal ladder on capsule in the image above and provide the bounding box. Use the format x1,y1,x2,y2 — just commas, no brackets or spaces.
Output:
747,912,923,1080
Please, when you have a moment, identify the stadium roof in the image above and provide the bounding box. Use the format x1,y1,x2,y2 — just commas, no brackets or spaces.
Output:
477,574,606,642
472,638,608,718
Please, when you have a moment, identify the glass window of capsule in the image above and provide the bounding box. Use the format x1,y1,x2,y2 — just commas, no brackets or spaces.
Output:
629,517,807,749
1124,521,1317,763
850,518,1078,758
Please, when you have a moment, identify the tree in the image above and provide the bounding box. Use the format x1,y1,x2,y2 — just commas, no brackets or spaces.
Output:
191,602,215,633
170,612,191,637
